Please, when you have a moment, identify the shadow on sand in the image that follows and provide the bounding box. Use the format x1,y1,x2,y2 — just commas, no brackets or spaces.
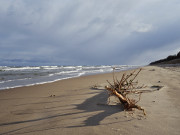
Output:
68,88,123,127
0,88,124,135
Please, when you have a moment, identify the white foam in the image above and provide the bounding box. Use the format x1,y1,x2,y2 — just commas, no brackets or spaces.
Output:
3,66,41,71
0,65,142,91
40,66,59,70
62,66,76,69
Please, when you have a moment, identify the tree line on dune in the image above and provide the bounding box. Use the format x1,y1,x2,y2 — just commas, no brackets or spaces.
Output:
150,51,180,65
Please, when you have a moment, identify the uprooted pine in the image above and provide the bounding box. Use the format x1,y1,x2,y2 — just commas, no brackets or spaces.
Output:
105,68,146,115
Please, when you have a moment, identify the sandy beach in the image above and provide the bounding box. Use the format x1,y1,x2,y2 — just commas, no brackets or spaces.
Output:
0,66,180,135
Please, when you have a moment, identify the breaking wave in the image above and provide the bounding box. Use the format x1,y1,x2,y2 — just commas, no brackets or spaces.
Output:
0,65,141,90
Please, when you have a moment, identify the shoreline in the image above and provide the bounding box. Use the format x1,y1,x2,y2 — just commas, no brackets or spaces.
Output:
0,65,142,91
0,66,141,91
0,71,113,91
0,66,180,135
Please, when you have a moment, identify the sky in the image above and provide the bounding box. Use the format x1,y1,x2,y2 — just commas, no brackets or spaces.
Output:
0,0,180,66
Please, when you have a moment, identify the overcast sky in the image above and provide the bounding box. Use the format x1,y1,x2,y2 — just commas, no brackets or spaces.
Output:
0,0,180,66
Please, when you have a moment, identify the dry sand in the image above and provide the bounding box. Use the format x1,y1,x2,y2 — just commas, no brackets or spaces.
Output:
0,66,180,135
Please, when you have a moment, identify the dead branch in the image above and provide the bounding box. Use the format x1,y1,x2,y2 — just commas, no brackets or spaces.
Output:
105,68,146,115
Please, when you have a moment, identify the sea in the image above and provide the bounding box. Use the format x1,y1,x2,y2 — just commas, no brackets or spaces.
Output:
0,65,141,90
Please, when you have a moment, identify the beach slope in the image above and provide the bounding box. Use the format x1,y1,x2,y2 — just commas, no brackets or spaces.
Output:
0,66,180,135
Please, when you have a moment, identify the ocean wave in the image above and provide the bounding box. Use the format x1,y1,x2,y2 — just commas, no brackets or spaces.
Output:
48,70,79,76
40,66,59,70
2,66,41,71
0,72,86,90
0,77,31,84
0,65,141,90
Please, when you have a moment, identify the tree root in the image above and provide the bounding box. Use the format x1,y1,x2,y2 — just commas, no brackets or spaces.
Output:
105,68,146,115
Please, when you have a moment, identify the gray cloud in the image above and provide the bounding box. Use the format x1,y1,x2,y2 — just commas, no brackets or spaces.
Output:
0,0,180,66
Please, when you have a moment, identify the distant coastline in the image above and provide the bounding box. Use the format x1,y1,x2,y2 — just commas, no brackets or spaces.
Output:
150,51,180,65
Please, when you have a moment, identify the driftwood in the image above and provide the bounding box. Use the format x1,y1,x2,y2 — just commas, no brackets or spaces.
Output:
105,68,146,115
